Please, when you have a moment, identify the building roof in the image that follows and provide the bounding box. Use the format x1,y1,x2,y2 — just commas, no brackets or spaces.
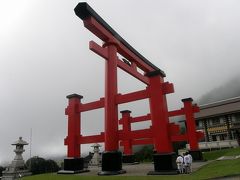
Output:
195,96,240,120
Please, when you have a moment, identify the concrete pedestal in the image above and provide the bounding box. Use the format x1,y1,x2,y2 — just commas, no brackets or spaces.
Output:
2,169,31,180
148,153,178,175
98,151,126,175
58,158,89,174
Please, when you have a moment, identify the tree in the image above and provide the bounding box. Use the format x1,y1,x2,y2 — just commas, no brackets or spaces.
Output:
45,160,59,173
0,166,6,177
135,145,154,162
26,156,59,175
26,156,46,174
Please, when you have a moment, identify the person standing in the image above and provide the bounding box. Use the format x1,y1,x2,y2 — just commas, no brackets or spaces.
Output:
176,155,184,174
184,152,190,174
187,152,193,173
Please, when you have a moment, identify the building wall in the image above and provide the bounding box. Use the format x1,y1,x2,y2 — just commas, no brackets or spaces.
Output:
196,112,240,142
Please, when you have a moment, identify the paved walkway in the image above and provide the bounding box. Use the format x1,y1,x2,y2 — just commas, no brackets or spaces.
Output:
76,161,209,176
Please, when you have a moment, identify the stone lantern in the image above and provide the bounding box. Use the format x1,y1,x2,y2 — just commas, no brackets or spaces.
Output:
2,137,31,180
89,143,102,166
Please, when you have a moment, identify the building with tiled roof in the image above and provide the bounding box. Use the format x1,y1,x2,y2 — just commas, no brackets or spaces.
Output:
195,96,240,143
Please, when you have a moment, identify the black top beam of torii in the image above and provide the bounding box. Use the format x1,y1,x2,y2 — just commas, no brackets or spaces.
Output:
74,2,166,77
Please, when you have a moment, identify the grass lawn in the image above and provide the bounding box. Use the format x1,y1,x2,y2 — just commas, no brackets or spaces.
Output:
202,147,240,160
22,148,240,180
192,158,240,179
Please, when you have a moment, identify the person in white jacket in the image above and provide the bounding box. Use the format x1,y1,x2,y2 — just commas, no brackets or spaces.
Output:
176,155,184,173
184,152,193,174
187,152,193,173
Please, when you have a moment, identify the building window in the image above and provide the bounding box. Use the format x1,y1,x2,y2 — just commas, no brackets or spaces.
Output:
234,113,240,122
219,117,225,124
212,118,220,126
196,121,199,127
207,119,211,126
196,121,203,128
219,134,227,140
212,135,217,141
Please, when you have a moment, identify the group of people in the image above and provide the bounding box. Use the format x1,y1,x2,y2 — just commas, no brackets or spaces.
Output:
176,151,193,174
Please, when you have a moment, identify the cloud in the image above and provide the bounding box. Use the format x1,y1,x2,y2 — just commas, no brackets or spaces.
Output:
198,75,240,105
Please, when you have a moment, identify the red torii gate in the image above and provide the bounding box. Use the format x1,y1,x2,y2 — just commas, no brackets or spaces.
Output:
119,98,204,163
62,2,203,175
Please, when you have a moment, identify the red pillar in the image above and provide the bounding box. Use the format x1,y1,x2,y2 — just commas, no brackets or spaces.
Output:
120,110,133,155
65,94,82,158
182,98,199,151
104,40,119,151
147,70,173,153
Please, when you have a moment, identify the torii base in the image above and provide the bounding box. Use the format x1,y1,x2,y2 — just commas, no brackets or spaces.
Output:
189,150,204,161
148,153,178,175
58,158,89,174
98,151,126,175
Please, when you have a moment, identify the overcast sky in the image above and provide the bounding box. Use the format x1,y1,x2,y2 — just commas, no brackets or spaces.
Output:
1,0,240,164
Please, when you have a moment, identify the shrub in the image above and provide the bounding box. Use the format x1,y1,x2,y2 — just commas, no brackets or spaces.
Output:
26,157,59,175
135,145,153,162
45,159,60,173
0,166,6,177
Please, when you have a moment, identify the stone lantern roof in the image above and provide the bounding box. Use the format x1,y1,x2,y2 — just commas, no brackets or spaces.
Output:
91,143,101,147
11,137,28,146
